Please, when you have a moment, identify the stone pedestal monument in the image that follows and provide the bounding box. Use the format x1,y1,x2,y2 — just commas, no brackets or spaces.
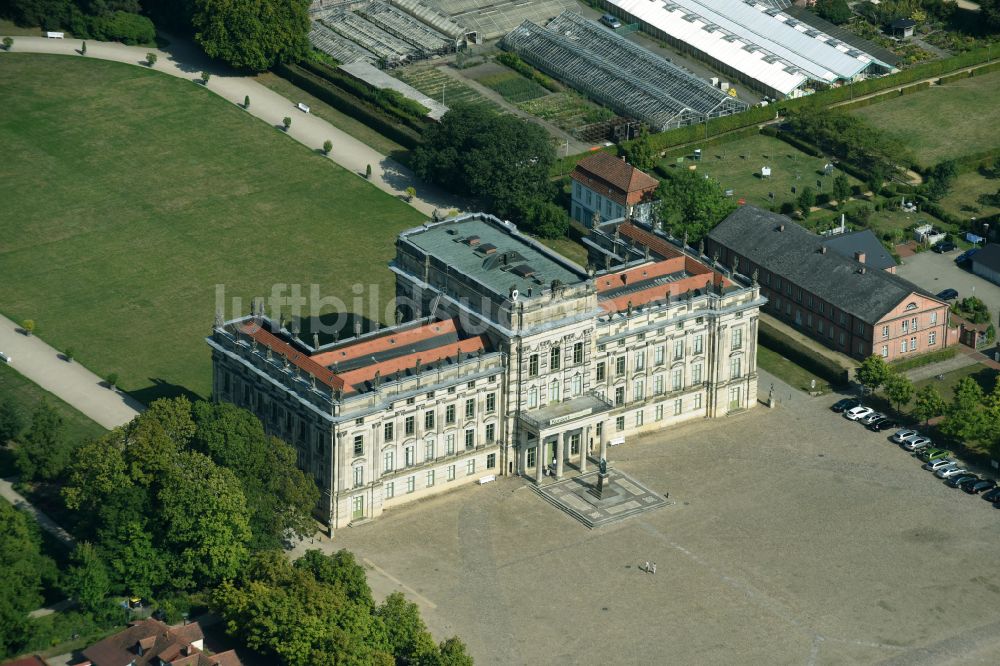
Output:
589,457,610,500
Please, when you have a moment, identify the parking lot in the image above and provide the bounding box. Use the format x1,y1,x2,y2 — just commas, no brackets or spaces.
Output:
320,371,1000,665
896,249,1000,318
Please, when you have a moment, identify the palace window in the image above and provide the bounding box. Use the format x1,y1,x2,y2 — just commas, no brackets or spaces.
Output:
353,466,364,488
405,446,415,467
614,386,625,406
692,363,703,384
654,345,665,366
424,410,435,430
615,356,626,376
674,399,682,415
407,475,415,493
635,350,645,371
693,336,704,355
486,423,495,442
385,482,394,499
485,393,496,413
446,433,455,455
528,386,538,409
465,399,475,419
384,422,394,442
529,354,539,376
596,362,606,381
634,379,644,401
446,404,456,424
465,429,475,449
673,340,684,360
424,438,435,462
549,380,560,402
383,450,394,473
353,435,364,457
928,332,937,346
573,342,583,364
694,393,702,410
426,470,435,487
487,453,496,469
550,346,561,371
404,416,415,436
654,374,664,395
732,328,743,350
447,465,456,481
466,459,476,476
655,404,663,421
616,416,625,431
730,357,742,379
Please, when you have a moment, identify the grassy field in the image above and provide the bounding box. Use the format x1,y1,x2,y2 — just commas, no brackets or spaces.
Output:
660,133,865,213
0,54,424,402
395,66,496,110
477,70,548,104
0,363,107,474
851,71,1000,167
253,72,406,156
938,171,1000,220
757,346,831,394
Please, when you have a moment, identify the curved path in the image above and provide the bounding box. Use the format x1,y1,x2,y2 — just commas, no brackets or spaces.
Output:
0,35,465,216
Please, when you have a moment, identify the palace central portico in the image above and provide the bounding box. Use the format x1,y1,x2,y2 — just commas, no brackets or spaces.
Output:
517,394,614,482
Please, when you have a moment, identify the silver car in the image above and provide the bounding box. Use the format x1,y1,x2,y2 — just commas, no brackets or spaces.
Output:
936,466,970,479
903,436,933,452
892,429,919,443
862,411,887,425
924,458,955,471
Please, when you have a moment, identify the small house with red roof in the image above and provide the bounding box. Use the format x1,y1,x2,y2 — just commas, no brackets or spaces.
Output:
78,619,241,666
570,152,659,227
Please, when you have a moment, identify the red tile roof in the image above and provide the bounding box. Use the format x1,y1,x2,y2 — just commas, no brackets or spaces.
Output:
616,223,684,260
571,153,659,207
311,319,458,367
1,657,49,666
595,258,687,293
237,322,344,392
81,619,239,666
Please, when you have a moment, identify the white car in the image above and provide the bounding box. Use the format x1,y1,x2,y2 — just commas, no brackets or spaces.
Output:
891,429,919,443
936,466,969,479
924,459,955,471
0,351,10,364
903,436,933,452
844,406,874,421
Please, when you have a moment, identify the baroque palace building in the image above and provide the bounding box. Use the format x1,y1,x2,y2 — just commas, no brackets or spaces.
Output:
208,213,764,533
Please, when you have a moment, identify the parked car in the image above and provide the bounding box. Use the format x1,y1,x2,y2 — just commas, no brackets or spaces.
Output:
845,405,874,421
869,419,899,432
935,288,959,300
599,13,622,28
0,351,10,364
982,487,1000,502
947,474,980,488
933,241,956,253
892,429,920,443
832,398,861,413
861,411,887,425
903,436,933,451
923,458,955,471
937,466,970,479
917,448,950,463
966,479,997,494
955,248,979,264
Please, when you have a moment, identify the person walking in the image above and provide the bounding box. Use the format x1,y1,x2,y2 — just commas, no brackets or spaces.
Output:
651,562,657,575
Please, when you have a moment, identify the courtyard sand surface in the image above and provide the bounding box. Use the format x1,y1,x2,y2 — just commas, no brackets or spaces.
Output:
294,370,1000,664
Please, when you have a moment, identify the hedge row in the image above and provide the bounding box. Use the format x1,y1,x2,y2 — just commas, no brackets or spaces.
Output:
758,319,851,386
297,59,430,126
889,346,958,372
495,52,561,92
274,64,424,149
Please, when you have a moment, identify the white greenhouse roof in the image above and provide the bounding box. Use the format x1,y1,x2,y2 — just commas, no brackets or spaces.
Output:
607,0,888,95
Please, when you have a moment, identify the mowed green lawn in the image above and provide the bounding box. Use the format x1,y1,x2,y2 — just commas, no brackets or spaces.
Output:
660,133,863,212
0,54,424,402
851,71,1000,167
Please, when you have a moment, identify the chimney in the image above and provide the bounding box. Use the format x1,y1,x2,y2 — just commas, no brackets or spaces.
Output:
859,266,867,275
778,224,785,232
820,246,827,254
854,251,866,264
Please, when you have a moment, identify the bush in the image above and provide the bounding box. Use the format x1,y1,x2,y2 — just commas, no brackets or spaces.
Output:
90,11,156,45
889,346,957,372
495,52,561,92
758,319,850,386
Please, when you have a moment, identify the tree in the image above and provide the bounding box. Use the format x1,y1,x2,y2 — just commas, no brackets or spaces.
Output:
366,164,372,180
192,0,310,72
883,372,914,412
146,52,157,66
814,0,853,24
411,104,555,220
21,319,35,336
81,40,87,55
2,37,13,51
158,450,251,589
64,347,74,363
191,401,319,550
0,497,51,656
201,71,211,84
15,398,73,482
377,592,439,664
283,116,292,131
405,185,416,202
832,173,851,209
323,139,332,155
912,385,946,425
105,372,118,389
439,636,475,666
0,399,26,445
295,549,373,609
244,94,250,109
623,131,656,172
923,159,958,202
656,169,736,244
941,377,988,443
64,542,111,611
524,201,570,239
797,186,816,217
856,354,890,394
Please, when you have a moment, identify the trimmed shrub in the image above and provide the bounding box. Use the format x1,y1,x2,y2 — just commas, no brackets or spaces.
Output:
889,346,958,372
758,319,850,386
90,11,156,45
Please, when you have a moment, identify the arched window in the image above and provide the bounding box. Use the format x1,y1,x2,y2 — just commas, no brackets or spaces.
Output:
528,386,538,409
550,380,560,403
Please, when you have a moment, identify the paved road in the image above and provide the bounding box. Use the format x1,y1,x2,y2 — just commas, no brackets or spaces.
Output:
0,314,142,429
0,35,463,216
0,476,75,547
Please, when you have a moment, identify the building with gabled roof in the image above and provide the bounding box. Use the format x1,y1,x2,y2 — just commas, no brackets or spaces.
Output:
210,213,762,533
79,619,241,666
570,152,659,227
706,206,950,361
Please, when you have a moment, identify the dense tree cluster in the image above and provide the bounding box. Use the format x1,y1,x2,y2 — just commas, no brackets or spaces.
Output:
785,109,913,191
60,397,318,595
814,0,853,25
855,0,956,26
411,105,568,238
654,169,735,244
191,0,310,72
1,0,154,43
0,498,56,656
213,550,472,666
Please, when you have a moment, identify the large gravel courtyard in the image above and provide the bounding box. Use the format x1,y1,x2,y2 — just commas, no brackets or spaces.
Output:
305,371,1000,665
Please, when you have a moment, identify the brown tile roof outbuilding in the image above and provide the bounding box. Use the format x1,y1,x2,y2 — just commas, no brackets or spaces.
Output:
570,152,659,207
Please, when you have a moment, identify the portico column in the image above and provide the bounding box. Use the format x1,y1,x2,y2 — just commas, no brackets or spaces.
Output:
580,426,589,473
535,440,544,484
555,433,564,479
